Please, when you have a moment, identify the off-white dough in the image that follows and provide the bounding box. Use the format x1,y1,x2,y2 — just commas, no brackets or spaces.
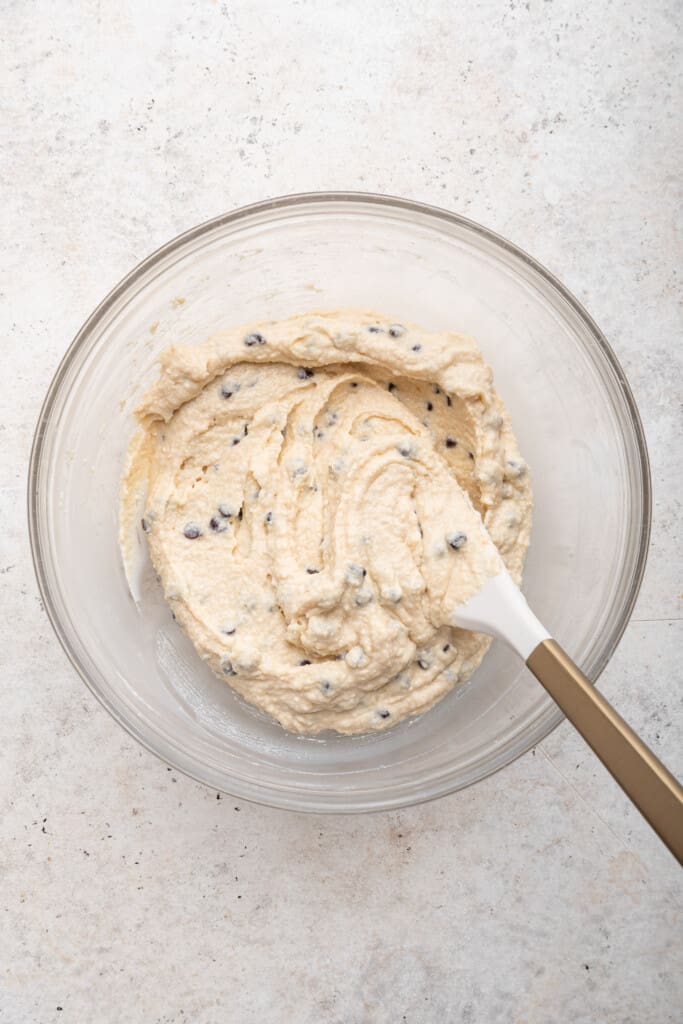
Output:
120,310,532,734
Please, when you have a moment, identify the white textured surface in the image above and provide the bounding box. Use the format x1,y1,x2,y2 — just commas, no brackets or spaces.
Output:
2,2,682,1021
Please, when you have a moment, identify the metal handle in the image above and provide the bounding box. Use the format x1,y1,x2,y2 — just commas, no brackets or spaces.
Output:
527,639,683,866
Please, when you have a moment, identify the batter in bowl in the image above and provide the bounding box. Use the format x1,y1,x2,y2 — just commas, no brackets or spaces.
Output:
121,310,532,734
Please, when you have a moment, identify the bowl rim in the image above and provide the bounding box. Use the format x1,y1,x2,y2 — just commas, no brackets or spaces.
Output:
28,190,652,812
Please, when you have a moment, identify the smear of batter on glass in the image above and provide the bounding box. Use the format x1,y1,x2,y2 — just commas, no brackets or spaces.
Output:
120,310,532,734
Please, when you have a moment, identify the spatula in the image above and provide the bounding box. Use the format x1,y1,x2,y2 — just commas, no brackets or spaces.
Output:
452,560,683,865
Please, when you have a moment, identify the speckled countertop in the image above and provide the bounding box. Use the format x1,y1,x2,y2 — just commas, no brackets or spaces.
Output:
2,2,682,1022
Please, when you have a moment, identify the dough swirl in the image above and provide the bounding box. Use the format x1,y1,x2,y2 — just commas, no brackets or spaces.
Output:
121,310,531,734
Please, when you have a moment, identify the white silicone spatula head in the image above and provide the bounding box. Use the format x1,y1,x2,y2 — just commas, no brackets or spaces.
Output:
451,564,550,661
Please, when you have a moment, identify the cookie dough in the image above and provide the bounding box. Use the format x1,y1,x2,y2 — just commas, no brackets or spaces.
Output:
121,310,532,734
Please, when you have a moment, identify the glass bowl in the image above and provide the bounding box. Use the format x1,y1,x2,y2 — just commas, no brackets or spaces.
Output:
28,192,650,812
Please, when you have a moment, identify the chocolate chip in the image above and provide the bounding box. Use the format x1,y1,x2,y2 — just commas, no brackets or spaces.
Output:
445,437,457,448
442,643,451,652
397,442,416,458
182,523,202,539
417,657,430,670
388,324,405,338
320,680,333,694
506,459,527,478
299,659,312,666
221,625,236,635
306,567,320,574
209,516,228,533
446,531,467,550
218,504,234,518
220,385,234,399
221,658,236,676
378,708,391,718
264,511,273,525
446,395,453,407
231,437,241,446
244,332,266,346
367,325,383,333
297,367,314,379
238,508,243,521
141,517,150,533
388,382,397,392
426,401,433,411
349,381,358,388
468,450,475,460
411,343,422,352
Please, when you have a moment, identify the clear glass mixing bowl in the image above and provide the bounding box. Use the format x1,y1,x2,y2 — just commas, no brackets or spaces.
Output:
28,193,650,812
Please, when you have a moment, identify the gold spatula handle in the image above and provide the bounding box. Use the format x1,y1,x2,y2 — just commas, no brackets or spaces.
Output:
527,639,683,865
